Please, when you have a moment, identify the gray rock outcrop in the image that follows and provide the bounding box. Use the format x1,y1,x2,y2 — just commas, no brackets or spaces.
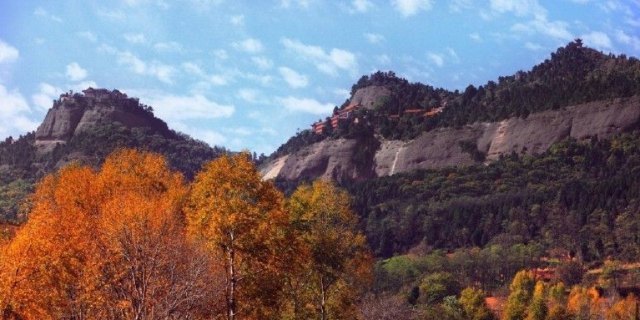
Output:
261,95,640,181
35,89,164,153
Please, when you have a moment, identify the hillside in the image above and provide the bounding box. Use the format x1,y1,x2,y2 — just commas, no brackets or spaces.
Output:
261,40,640,261
0,88,227,222
263,40,640,182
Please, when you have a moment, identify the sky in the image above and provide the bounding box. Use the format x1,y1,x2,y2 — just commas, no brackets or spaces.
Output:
0,0,639,155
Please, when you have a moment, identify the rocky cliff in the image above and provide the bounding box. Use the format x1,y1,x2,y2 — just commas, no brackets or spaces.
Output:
35,88,168,153
261,95,640,181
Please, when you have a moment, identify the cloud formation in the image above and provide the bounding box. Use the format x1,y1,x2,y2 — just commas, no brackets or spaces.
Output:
0,85,38,138
278,96,334,115
0,40,19,64
279,67,308,88
365,33,385,44
66,62,88,81
135,92,235,121
391,0,433,17
581,31,613,51
232,38,264,54
101,45,176,84
281,38,358,76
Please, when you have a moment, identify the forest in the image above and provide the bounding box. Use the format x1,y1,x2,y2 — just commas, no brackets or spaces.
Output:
3,149,640,319
0,150,371,319
0,123,228,222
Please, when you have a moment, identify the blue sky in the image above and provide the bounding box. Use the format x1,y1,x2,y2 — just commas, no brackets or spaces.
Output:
0,0,639,154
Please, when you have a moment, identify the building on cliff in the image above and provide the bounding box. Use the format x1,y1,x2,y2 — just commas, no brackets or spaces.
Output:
311,103,361,134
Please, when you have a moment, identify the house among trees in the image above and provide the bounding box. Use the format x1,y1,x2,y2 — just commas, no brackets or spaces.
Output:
311,103,361,134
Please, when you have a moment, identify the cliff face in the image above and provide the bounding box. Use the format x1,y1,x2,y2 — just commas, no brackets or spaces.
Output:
261,95,640,181
35,89,167,152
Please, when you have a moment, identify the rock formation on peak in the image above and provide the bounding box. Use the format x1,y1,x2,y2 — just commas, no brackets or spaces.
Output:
35,88,169,153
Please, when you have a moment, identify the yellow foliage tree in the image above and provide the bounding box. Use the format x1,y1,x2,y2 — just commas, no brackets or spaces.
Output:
606,294,638,320
503,270,535,320
285,180,373,320
567,286,602,320
186,153,291,320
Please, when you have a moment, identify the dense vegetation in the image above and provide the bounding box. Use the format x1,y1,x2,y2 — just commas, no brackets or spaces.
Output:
270,40,640,157
0,123,227,223
346,129,640,261
0,150,372,319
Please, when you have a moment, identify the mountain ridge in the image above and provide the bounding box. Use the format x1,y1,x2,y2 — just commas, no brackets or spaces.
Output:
260,40,640,183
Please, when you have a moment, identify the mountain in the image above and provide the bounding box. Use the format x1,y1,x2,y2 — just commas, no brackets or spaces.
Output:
0,88,227,222
260,40,640,260
260,40,640,184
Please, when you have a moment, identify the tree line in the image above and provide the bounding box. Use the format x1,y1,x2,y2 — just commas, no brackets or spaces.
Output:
0,150,372,319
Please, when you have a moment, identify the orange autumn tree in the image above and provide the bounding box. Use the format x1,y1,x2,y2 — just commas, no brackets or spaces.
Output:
95,149,224,319
0,165,103,318
185,153,292,320
0,149,225,319
285,180,373,320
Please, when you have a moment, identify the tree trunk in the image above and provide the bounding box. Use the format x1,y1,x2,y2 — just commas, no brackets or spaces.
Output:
227,231,236,320
320,276,327,320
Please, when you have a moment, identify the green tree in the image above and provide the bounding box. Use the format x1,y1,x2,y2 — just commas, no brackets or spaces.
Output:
419,272,461,305
526,282,547,320
459,287,495,320
285,180,373,320
503,270,535,320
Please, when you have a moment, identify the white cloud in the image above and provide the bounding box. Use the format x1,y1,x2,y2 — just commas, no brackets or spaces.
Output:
427,52,444,67
77,31,98,42
391,0,433,17
280,0,314,8
0,40,19,64
32,83,63,111
209,74,229,86
0,85,39,138
198,130,227,146
182,62,232,86
136,92,235,121
230,15,245,26
351,0,373,13
365,33,385,44
333,88,351,99
123,33,146,44
524,42,542,50
279,67,309,88
615,29,640,50
31,81,97,113
469,32,482,42
252,56,273,70
489,0,573,41
212,49,229,60
232,38,264,54
489,0,545,17
281,38,358,76
511,16,572,41
277,96,334,115
102,47,176,84
66,62,88,81
243,73,273,86
34,7,63,23
182,62,205,77
72,81,98,92
450,0,473,12
581,31,613,51
376,54,391,64
237,88,262,103
154,41,184,53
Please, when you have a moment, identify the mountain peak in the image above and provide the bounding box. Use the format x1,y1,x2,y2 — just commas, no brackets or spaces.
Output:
35,88,169,153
